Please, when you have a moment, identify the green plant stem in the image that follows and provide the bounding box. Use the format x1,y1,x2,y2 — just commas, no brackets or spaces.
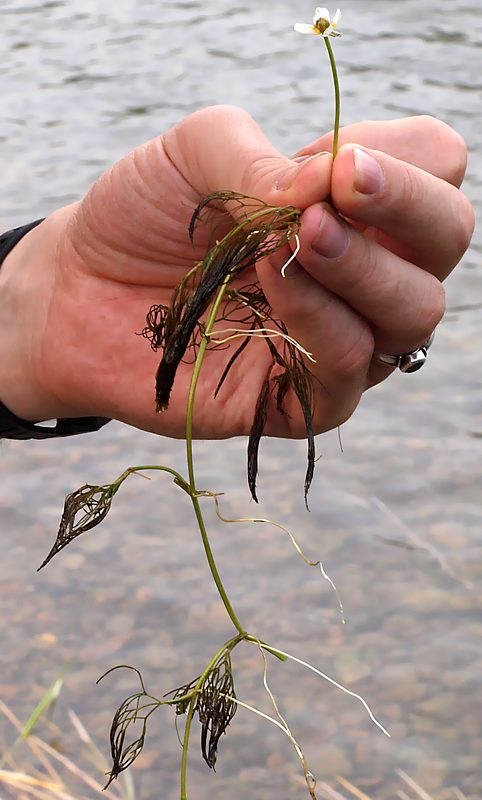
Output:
180,634,244,800
244,635,287,661
115,465,187,489
180,695,197,800
324,38,340,157
185,276,246,636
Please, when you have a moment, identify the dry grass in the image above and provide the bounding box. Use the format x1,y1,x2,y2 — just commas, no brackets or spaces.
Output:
0,700,134,800
0,698,471,800
315,774,469,800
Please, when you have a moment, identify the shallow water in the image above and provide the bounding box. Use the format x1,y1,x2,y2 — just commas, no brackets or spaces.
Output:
1,1,482,798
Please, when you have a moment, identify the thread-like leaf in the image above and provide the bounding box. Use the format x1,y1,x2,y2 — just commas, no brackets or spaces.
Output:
38,483,117,570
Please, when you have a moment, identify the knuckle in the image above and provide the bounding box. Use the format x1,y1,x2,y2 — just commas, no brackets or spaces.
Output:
455,192,475,256
417,115,468,186
239,153,279,196
444,128,468,188
334,231,379,293
398,160,423,213
197,104,254,126
172,104,257,152
415,278,446,342
416,114,453,143
391,277,445,353
329,327,374,384
317,392,363,434
426,278,446,330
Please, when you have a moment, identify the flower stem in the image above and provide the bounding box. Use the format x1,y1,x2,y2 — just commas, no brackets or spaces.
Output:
185,276,246,636
324,38,340,157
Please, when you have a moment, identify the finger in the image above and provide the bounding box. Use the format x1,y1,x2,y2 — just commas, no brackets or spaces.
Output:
294,202,445,358
330,144,475,278
292,115,468,187
163,104,333,209
257,247,374,434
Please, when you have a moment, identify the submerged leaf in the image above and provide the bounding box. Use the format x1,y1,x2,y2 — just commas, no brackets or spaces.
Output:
247,367,273,504
213,335,250,398
165,676,200,717
290,357,316,510
197,651,237,769
105,693,162,786
140,190,316,502
165,649,237,770
247,330,316,506
97,667,161,788
151,192,301,411
38,483,117,570
197,653,237,769
138,303,170,351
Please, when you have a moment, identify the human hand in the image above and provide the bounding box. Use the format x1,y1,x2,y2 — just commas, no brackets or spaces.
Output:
280,116,474,390
0,107,473,438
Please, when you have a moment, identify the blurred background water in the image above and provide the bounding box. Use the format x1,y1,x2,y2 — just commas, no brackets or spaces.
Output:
0,0,481,798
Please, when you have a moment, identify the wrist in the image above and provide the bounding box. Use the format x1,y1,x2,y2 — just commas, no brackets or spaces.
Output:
0,206,77,421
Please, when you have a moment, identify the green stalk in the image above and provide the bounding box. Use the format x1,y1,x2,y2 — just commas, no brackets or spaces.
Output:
324,38,340,157
114,464,187,490
180,695,197,800
180,634,244,800
185,275,246,636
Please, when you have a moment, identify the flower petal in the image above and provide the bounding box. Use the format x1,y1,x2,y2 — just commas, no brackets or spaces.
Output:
314,7,331,23
294,23,319,34
332,8,341,26
323,24,342,37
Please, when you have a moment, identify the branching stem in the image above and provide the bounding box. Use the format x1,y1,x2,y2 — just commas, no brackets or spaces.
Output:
180,634,244,800
115,465,187,490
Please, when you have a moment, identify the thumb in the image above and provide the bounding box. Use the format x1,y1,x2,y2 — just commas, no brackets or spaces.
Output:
67,105,332,276
163,104,333,209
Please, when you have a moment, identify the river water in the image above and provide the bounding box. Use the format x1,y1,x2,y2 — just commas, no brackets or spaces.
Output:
0,1,481,798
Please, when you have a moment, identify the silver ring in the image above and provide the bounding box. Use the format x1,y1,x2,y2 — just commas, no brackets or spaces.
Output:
374,332,435,373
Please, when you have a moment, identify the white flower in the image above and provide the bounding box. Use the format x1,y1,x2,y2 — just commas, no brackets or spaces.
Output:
294,7,341,37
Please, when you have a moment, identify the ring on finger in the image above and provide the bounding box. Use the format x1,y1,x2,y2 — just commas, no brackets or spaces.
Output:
374,332,435,373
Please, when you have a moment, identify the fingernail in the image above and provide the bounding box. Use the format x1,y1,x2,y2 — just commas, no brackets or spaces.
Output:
312,205,349,259
353,147,384,195
277,151,331,191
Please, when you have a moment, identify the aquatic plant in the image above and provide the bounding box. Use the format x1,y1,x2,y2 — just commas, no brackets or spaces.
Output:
40,9,389,799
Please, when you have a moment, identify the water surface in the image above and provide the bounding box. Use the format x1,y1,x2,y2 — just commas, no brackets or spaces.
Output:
1,1,481,798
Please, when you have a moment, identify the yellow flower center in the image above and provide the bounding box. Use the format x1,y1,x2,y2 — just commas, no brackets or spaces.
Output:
314,16,330,34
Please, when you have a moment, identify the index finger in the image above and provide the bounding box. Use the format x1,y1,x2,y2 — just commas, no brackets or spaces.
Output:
330,144,474,278
292,116,467,188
